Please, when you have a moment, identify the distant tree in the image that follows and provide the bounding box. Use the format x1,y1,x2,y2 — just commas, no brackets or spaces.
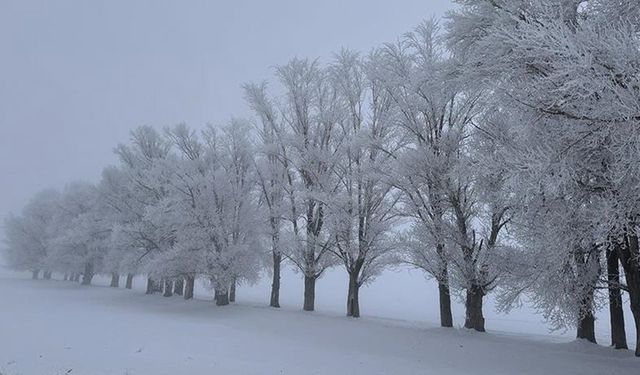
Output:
3,189,60,279
47,182,108,286
155,121,263,306
113,126,172,294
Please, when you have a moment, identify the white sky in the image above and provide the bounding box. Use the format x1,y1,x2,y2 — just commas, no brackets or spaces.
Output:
0,0,454,224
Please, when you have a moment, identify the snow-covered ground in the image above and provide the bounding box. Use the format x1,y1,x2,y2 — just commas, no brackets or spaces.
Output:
0,266,637,375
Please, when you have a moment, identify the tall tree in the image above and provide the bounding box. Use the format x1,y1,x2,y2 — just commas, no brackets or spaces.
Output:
448,0,640,348
383,20,478,328
255,59,340,311
327,49,401,317
245,82,289,308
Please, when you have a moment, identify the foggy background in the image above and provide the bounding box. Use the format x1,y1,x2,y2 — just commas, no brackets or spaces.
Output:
0,0,453,239
1,0,635,349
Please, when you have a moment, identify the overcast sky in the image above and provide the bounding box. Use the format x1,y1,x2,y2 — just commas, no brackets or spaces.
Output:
0,0,454,225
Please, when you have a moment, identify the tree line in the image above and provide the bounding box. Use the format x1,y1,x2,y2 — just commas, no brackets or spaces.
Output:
3,0,640,356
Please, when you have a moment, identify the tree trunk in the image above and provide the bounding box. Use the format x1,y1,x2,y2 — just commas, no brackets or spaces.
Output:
347,272,360,318
215,286,229,306
303,275,316,311
573,246,598,344
43,270,52,280
621,232,640,356
464,284,485,332
163,279,173,297
125,273,133,289
63,273,68,281
270,252,281,308
607,246,628,349
31,269,40,280
81,263,94,286
146,278,156,294
229,277,236,303
110,272,120,288
577,309,597,343
438,281,454,328
174,278,184,295
576,281,597,343
184,275,195,300
437,243,453,328
154,278,164,293
630,297,640,357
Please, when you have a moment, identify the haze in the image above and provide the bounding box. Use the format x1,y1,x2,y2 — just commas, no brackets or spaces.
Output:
0,0,453,229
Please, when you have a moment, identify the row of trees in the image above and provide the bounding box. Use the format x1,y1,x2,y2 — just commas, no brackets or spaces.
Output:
3,0,639,355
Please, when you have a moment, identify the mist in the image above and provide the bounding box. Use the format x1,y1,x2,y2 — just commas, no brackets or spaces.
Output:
1,1,639,374
0,0,452,227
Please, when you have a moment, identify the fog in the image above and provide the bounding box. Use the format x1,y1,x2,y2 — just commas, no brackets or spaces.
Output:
0,0,452,230
2,2,639,373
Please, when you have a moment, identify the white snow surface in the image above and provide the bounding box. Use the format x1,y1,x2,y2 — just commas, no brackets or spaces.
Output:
0,266,637,375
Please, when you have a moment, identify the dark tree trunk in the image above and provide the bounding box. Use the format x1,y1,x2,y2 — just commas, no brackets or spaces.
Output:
81,263,94,286
110,272,120,288
215,287,229,306
347,272,360,318
576,280,597,343
174,278,184,296
437,243,453,328
438,281,454,328
577,310,597,343
154,278,164,293
43,270,52,280
229,277,236,303
303,275,316,311
71,273,79,282
464,285,485,332
607,246,628,349
574,246,598,344
270,252,281,308
63,273,69,281
163,279,173,297
31,269,40,280
630,296,640,357
125,273,133,289
146,278,156,294
620,232,640,356
184,275,195,300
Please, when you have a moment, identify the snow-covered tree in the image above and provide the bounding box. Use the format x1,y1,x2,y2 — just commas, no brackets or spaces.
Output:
250,58,341,311
245,82,290,308
380,20,480,328
47,182,108,285
99,165,147,289
326,49,401,317
113,126,173,294
2,189,60,279
158,121,263,305
447,0,640,351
